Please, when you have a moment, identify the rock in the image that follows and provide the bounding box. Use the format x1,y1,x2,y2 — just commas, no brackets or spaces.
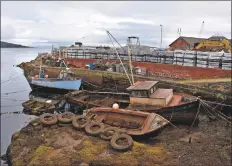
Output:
50,124,58,129
18,139,28,146
0,153,7,161
6,145,12,166
179,132,204,143
34,125,42,131
79,162,89,166
21,126,33,134
30,118,41,127
208,115,217,121
11,131,20,142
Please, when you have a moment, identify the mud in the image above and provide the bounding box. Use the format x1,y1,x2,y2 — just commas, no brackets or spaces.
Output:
5,115,231,166
189,82,231,95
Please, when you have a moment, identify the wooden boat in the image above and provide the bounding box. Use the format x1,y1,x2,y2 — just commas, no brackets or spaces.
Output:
126,81,199,125
23,91,66,115
67,81,200,125
67,90,130,108
84,107,169,138
29,69,82,92
22,99,56,115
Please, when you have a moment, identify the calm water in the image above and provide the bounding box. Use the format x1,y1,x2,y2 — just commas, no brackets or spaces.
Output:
1,48,50,157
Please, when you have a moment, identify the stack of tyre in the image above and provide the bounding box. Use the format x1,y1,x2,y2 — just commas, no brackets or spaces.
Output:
39,112,133,151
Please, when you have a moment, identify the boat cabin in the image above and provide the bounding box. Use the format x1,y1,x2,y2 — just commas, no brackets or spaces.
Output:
59,70,75,80
126,81,173,106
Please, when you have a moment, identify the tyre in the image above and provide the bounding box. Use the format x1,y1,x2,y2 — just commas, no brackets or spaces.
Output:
85,122,105,136
57,112,74,123
72,115,90,129
100,127,119,140
58,122,72,127
39,113,58,126
110,133,133,151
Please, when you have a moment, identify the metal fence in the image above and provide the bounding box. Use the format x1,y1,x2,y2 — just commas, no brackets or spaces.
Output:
64,49,231,70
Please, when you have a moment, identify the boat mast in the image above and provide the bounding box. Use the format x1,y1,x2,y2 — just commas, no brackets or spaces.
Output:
127,37,135,85
106,30,132,85
51,44,53,56
39,55,42,78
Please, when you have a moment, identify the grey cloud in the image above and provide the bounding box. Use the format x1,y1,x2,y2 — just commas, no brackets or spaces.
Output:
1,25,16,40
1,1,231,47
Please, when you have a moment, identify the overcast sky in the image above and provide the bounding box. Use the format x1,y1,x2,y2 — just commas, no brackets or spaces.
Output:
1,1,231,47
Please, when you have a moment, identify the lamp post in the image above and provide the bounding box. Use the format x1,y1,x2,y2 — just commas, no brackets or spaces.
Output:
160,24,163,48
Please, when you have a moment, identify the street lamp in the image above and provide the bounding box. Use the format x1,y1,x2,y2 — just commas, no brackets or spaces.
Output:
160,24,162,48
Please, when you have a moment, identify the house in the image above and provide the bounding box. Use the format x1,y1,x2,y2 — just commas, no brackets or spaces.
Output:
169,36,231,51
169,36,206,50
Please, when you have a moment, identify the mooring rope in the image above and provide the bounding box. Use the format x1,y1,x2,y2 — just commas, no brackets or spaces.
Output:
82,80,100,88
1,90,30,95
189,101,202,130
0,111,23,115
200,99,231,123
1,98,27,102
1,104,24,108
201,99,231,107
1,86,43,96
1,73,24,84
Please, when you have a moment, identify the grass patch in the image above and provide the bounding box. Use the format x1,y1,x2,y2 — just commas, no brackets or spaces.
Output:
77,139,107,162
28,145,54,166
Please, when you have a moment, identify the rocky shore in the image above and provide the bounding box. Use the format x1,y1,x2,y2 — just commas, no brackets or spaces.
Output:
3,115,231,166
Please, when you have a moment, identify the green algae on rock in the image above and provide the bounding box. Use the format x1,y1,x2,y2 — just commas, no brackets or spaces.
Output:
6,116,232,166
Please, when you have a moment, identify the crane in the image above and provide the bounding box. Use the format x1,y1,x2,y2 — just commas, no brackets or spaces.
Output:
199,21,204,38
177,28,181,37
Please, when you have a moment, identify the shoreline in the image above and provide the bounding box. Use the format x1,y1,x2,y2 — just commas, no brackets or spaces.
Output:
3,114,231,166
2,55,231,166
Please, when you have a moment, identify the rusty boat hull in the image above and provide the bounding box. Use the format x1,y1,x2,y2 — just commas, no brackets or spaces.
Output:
68,91,199,125
22,99,56,115
84,107,169,139
135,100,200,126
23,91,66,115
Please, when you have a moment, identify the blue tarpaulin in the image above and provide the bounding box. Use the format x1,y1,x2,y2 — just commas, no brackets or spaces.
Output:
89,63,94,70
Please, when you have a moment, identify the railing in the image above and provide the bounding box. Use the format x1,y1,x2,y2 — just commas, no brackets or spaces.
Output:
63,50,231,70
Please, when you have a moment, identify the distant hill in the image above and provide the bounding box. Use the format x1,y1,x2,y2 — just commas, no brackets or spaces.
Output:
1,41,31,48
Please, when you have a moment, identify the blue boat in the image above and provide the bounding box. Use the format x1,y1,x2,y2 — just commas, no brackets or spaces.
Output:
31,78,82,90
29,69,82,92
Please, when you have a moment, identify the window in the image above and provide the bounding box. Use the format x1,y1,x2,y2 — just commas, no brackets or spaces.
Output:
131,91,148,98
153,86,156,92
150,88,154,94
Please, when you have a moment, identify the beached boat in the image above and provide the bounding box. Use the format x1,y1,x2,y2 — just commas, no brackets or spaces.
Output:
22,99,57,115
67,90,130,108
23,91,66,115
29,69,82,92
67,81,200,125
84,107,169,138
126,81,199,125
